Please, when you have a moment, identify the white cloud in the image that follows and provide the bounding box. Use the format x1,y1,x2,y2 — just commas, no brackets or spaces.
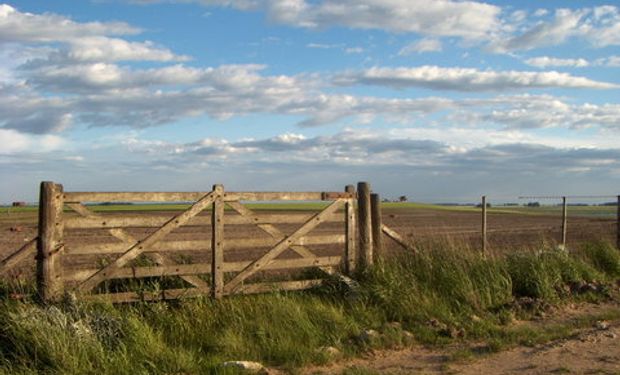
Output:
344,47,363,54
0,4,139,44
594,55,620,67
524,55,620,68
524,56,590,68
333,66,618,91
65,37,190,62
458,94,620,131
399,38,442,55
265,0,501,41
495,6,620,51
0,128,65,154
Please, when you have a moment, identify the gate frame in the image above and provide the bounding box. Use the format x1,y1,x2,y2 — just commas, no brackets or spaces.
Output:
35,181,368,303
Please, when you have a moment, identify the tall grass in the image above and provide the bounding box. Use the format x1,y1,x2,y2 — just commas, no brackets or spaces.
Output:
0,241,618,374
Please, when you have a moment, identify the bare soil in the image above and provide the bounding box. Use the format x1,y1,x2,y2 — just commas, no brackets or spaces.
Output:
301,302,620,375
1,206,616,278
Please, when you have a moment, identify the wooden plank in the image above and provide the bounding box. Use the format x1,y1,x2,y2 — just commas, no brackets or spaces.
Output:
561,196,567,249
82,278,324,302
224,192,325,201
482,195,487,253
77,191,216,293
345,185,357,275
370,193,383,256
64,191,352,203
357,182,373,267
226,201,337,276
64,192,209,203
82,287,210,303
66,234,345,255
211,185,224,299
67,203,209,290
381,224,417,254
64,212,342,229
232,279,323,295
66,256,342,282
223,199,344,293
37,182,65,302
0,238,37,275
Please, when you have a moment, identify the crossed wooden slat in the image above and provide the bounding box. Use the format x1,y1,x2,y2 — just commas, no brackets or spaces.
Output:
224,198,344,293
67,203,210,291
226,201,334,274
0,238,37,275
77,191,217,293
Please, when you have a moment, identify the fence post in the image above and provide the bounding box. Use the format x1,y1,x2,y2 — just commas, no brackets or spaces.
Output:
344,185,357,275
616,195,619,250
370,193,383,257
211,184,224,299
561,196,567,249
357,182,373,268
481,195,487,253
37,181,65,303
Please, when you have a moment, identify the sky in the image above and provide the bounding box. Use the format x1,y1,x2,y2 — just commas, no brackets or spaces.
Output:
1,0,619,203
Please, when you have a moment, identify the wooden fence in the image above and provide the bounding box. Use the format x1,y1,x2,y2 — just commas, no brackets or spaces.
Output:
2,181,618,303
30,181,380,303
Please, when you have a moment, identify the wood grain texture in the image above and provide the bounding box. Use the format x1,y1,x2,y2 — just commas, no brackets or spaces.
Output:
223,199,344,293
66,256,342,282
64,191,354,203
0,238,37,275
66,203,209,289
77,191,216,292
211,185,224,299
381,224,417,254
357,182,373,267
345,185,357,275
37,182,65,302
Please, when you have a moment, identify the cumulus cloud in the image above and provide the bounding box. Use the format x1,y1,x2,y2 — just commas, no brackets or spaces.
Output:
399,38,442,55
0,4,139,43
0,128,65,155
524,56,590,68
457,94,620,131
118,130,620,181
494,6,620,51
133,0,501,41
524,55,620,68
333,66,618,91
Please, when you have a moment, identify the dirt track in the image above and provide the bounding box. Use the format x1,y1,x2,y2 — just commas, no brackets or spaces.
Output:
300,302,620,375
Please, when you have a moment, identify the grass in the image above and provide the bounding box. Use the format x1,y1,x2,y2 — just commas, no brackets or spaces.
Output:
0,240,619,374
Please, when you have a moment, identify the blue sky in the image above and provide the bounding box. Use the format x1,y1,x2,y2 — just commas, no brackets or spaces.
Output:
1,0,619,202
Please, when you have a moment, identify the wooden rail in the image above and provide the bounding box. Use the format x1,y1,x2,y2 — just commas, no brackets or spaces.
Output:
31,181,368,303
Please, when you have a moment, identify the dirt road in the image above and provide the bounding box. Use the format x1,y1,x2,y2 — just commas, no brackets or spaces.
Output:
302,302,620,375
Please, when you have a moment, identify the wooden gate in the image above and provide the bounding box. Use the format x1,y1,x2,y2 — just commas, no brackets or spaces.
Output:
36,182,362,303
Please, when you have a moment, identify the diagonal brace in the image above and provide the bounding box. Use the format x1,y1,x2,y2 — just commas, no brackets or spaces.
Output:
78,191,217,293
224,199,343,293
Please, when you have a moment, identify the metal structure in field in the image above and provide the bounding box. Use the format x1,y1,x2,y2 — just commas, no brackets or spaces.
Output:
34,181,372,303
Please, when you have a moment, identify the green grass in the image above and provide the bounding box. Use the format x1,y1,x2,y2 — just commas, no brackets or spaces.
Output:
0,241,619,374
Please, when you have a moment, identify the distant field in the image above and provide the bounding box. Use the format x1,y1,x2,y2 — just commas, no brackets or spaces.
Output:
2,201,617,217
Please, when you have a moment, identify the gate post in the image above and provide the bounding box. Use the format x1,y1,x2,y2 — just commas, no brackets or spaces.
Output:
357,182,373,268
370,193,383,257
561,196,567,250
211,184,225,299
481,195,487,253
616,195,619,250
37,181,65,303
344,185,357,274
